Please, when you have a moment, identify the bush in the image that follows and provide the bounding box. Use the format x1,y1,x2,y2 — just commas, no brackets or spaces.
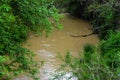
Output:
59,50,119,80
85,0,120,39
83,44,95,62
0,0,61,79
100,32,120,69
57,32,120,79
10,0,62,35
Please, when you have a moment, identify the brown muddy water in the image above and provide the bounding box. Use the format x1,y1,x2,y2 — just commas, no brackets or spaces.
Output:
13,15,99,80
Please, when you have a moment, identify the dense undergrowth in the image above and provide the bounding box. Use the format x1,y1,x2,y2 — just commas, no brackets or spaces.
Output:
60,32,120,80
0,0,61,80
58,0,120,39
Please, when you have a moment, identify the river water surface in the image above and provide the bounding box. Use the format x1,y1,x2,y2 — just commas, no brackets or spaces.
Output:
14,15,99,80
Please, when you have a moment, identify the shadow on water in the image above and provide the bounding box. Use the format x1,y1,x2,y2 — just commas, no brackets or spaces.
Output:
13,15,99,80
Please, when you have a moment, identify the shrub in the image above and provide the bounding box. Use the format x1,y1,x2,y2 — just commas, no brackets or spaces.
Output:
56,32,120,79
10,0,62,35
100,32,120,69
85,0,120,39
0,0,61,79
83,44,95,62
84,44,95,54
59,50,119,80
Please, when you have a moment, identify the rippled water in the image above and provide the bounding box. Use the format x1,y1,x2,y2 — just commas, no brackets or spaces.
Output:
13,15,99,80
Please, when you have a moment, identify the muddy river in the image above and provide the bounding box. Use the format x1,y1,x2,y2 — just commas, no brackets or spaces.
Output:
14,15,99,80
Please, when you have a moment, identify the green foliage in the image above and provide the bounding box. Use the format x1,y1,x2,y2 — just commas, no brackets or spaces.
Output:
85,0,120,39
0,0,61,79
100,32,120,69
56,32,120,80
11,0,62,35
83,44,95,62
0,55,10,79
60,52,118,80
84,44,95,53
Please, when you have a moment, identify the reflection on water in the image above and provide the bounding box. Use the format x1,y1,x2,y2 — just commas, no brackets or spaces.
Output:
14,15,99,80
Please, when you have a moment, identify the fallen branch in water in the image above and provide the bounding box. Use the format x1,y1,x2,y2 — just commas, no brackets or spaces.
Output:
70,33,94,37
